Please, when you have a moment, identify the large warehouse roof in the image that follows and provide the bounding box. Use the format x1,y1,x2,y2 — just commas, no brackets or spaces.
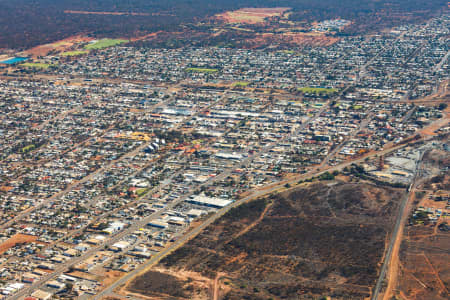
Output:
188,195,232,208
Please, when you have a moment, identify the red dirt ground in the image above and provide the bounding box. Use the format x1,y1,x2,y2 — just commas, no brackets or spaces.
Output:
242,32,340,48
23,35,94,58
0,234,39,254
215,7,291,24
64,10,150,16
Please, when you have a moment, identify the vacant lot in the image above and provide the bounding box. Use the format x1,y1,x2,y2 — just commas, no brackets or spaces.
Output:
24,35,93,57
0,234,38,254
394,150,450,300
397,225,449,300
298,87,338,95
20,62,55,69
215,7,290,24
130,271,187,299
128,181,403,299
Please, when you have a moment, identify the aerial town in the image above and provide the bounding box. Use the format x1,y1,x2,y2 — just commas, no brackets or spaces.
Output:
0,8,448,300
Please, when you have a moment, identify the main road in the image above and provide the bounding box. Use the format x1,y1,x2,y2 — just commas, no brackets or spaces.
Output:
95,138,426,300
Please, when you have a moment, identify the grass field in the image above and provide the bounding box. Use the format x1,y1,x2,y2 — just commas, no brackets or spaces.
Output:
232,81,250,87
136,188,149,196
84,38,129,50
186,67,219,73
298,87,338,94
20,63,55,69
61,50,89,56
21,144,35,153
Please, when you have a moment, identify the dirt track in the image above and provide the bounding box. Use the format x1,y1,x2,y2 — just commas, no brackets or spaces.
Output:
382,190,417,300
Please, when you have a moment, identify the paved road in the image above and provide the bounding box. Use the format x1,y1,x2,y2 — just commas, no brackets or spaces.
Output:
7,92,231,299
0,83,179,230
370,149,425,300
24,85,333,300
433,48,450,73
0,141,151,231
94,138,424,300
6,19,446,297
320,108,375,168
8,90,259,299
92,175,292,299
11,109,440,299
20,122,435,300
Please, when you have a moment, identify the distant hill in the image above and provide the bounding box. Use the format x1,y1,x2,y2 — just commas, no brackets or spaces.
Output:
0,0,447,49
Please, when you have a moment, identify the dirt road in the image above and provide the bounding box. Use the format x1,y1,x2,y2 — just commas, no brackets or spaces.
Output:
373,150,425,300
213,272,226,300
